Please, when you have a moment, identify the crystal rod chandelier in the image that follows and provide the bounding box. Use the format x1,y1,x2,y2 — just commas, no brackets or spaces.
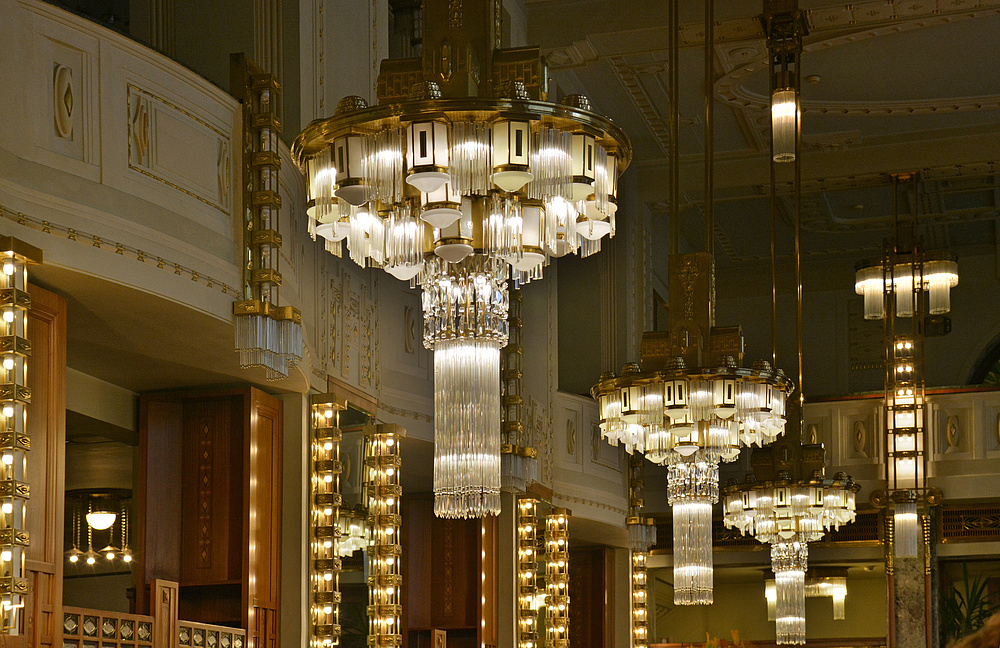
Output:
292,0,630,518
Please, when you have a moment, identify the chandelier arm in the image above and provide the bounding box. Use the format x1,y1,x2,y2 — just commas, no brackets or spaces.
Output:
704,0,715,259
669,0,680,256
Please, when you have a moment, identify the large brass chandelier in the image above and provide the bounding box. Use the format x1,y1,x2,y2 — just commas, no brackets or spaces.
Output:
722,458,858,644
591,0,791,606
716,4,860,644
292,0,630,518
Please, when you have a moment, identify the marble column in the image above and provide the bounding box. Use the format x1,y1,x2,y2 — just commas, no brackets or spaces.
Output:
888,511,936,648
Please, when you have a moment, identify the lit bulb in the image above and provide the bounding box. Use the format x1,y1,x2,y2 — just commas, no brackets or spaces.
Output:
123,553,132,563
386,497,395,506
324,409,334,419
323,474,333,483
386,586,395,595
386,437,395,447
2,262,14,276
106,551,115,560
69,554,78,563
2,405,13,418
386,467,395,476
2,310,13,323
385,527,394,535
323,442,333,451
2,357,12,371
323,572,333,581
1,453,11,466
323,540,333,549
323,507,333,516
323,606,333,615
1,502,11,514
87,556,96,565
0,551,9,561
386,557,395,566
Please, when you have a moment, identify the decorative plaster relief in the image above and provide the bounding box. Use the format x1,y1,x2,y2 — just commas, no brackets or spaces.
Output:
126,84,232,214
329,266,377,391
37,34,94,167
945,415,961,454
217,139,231,207
53,65,74,140
566,418,576,456
852,420,868,458
130,91,151,168
403,306,416,354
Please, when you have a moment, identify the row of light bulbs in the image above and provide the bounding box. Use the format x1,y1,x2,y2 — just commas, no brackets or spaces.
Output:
310,402,343,648
365,425,403,647
0,239,38,633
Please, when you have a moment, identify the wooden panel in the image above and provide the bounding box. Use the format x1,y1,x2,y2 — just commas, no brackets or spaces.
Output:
137,396,184,614
569,547,612,648
20,284,67,648
404,494,480,632
246,389,281,648
137,388,281,638
478,517,497,648
180,397,240,585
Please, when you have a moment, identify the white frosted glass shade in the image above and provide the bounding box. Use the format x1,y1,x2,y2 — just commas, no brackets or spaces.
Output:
86,511,117,530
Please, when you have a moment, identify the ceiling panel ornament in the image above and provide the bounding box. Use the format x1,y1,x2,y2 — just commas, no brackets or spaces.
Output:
607,56,672,156
717,7,1000,115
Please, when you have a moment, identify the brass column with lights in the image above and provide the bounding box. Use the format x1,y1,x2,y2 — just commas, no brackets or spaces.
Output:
516,498,540,648
501,288,537,493
232,55,303,381
0,237,40,634
627,456,655,648
309,396,345,648
364,424,404,647
544,509,570,648
855,174,951,648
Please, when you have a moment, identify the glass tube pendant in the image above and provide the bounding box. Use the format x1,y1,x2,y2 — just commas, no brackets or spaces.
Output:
771,88,797,163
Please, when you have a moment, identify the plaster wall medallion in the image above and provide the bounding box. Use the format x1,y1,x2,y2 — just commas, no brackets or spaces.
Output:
853,420,867,456
945,415,960,452
54,64,74,140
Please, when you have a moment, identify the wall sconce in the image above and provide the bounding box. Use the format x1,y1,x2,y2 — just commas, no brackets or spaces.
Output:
766,570,848,621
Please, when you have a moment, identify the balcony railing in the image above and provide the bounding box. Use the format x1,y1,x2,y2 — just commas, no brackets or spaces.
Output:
62,581,246,648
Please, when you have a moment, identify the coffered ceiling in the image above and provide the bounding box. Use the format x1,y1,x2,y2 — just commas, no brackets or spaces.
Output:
526,0,1000,269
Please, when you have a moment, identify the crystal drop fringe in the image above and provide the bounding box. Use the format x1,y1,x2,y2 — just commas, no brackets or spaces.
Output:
449,122,491,196
772,541,808,645
432,338,502,518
